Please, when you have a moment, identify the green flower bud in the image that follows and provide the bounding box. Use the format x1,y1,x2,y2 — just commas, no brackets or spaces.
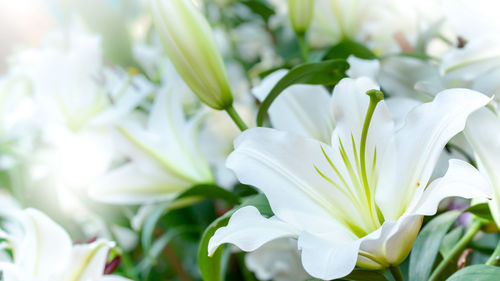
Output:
288,0,315,35
151,0,233,110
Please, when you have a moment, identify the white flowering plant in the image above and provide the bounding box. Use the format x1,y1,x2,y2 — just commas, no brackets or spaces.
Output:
0,0,500,280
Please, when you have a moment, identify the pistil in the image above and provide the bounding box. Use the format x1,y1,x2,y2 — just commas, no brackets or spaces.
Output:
360,89,384,226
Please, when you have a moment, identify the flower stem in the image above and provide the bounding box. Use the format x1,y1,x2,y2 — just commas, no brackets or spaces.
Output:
225,105,248,131
428,220,483,281
486,239,500,266
390,265,405,281
297,33,309,62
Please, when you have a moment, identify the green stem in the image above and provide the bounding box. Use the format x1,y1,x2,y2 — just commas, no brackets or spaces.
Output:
225,105,248,131
297,33,309,62
389,265,405,281
428,220,483,281
486,240,500,266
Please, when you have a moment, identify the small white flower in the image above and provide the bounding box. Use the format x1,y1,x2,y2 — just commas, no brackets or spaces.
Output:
465,105,500,229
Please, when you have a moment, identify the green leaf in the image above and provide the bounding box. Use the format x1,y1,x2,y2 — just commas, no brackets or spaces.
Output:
137,227,192,278
256,59,349,126
142,184,241,252
176,184,241,205
323,40,377,60
198,215,230,281
446,265,500,281
198,193,273,281
465,203,494,222
339,269,389,281
409,211,461,281
240,0,275,23
243,193,273,217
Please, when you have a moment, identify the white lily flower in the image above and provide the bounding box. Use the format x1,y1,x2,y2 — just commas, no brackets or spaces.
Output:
465,106,500,228
0,208,130,281
209,77,492,280
90,78,213,204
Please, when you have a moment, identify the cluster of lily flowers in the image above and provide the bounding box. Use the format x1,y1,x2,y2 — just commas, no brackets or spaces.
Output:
1,0,500,280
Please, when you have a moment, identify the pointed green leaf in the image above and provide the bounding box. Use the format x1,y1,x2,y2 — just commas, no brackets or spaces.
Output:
323,40,377,60
198,193,273,281
465,203,494,222
409,211,461,281
446,265,500,281
440,226,464,257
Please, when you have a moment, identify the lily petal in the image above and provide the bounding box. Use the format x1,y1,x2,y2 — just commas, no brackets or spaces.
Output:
358,215,422,268
0,262,26,281
441,36,500,80
252,70,334,143
244,238,310,281
377,88,490,220
384,97,420,130
465,107,500,226
298,231,360,280
346,56,380,80
331,77,382,141
208,206,298,256
56,240,114,281
442,0,500,40
90,162,187,204
16,208,72,279
331,77,395,227
409,159,492,216
146,86,212,182
227,127,365,233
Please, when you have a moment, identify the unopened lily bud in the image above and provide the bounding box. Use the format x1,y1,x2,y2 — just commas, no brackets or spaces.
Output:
288,0,315,35
151,0,233,110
